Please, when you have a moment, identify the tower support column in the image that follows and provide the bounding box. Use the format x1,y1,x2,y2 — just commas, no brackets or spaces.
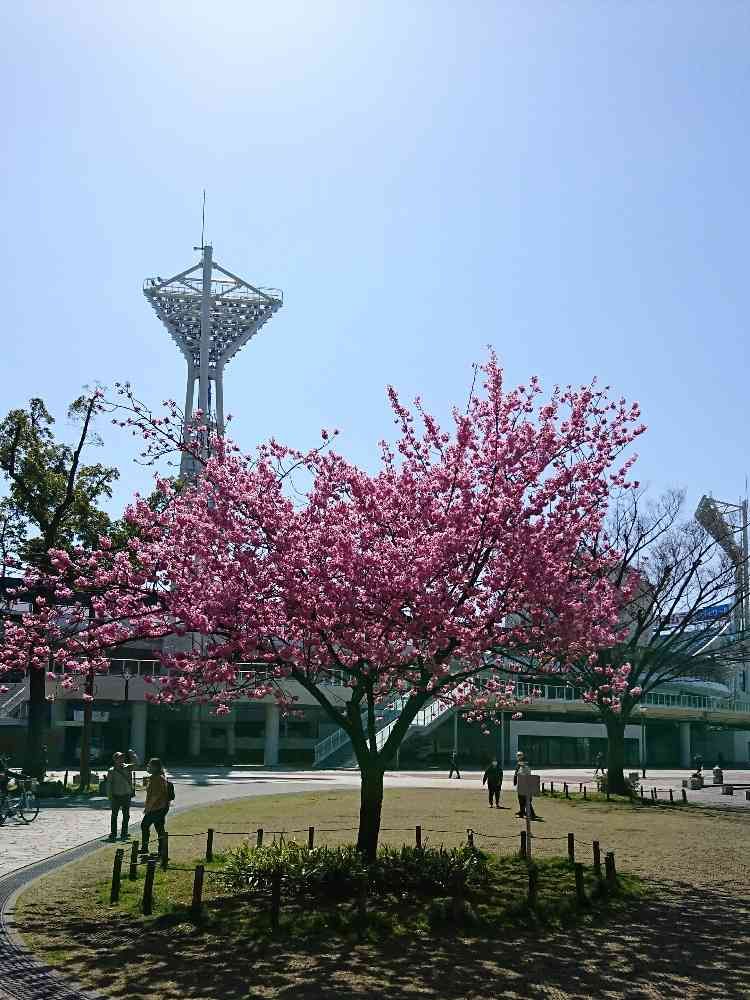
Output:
189,704,202,758
264,703,280,766
198,245,213,417
679,721,692,768
215,364,225,436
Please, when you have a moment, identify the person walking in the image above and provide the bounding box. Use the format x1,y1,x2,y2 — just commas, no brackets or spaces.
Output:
482,759,503,807
106,749,138,842
693,754,704,774
593,751,605,777
513,752,538,820
140,758,171,855
448,750,461,779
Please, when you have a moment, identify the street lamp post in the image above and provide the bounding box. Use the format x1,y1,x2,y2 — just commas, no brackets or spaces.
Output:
640,707,647,778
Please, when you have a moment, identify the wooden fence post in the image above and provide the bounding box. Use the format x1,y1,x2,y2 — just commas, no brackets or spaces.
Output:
578,782,583,794
564,782,570,799
520,830,527,859
669,788,674,804
308,826,315,850
110,849,124,904
567,833,575,864
129,840,139,881
640,786,645,802
416,825,422,849
574,862,586,905
270,865,282,931
583,785,587,801
681,788,688,804
527,864,538,907
256,828,264,848
592,840,602,880
142,859,157,915
191,864,205,918
206,829,214,863
160,832,169,871
541,781,546,793
605,851,617,889
550,781,555,795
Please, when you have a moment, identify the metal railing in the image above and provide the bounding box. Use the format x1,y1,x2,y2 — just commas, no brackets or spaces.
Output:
0,683,28,718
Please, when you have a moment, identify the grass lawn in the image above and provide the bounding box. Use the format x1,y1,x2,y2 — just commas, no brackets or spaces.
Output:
13,788,750,1000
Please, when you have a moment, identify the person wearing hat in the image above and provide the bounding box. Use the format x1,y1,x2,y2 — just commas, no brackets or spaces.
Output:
140,757,171,855
513,751,537,820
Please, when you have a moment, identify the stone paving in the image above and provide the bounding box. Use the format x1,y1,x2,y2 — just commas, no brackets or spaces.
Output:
2,765,748,881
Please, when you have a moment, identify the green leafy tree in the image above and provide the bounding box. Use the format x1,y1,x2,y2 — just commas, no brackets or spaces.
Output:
0,394,119,780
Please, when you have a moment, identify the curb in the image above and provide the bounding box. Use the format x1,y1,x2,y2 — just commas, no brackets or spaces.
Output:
0,835,109,1000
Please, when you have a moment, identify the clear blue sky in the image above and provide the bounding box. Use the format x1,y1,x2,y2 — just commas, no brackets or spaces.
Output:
2,2,748,517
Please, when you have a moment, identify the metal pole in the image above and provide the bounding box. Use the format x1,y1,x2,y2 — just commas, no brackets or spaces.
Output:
198,245,213,419
641,712,646,778
742,499,749,635
183,369,195,445
215,364,224,437
453,709,458,754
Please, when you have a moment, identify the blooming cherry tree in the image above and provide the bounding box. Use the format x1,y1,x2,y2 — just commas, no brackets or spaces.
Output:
2,357,644,855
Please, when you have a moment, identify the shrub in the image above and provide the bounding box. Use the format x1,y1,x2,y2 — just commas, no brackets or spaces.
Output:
216,841,488,899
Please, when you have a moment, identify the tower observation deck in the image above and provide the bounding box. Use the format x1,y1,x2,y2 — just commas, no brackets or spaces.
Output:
144,245,283,476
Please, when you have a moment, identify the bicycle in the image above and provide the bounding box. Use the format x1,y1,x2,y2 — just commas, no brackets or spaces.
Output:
0,776,40,825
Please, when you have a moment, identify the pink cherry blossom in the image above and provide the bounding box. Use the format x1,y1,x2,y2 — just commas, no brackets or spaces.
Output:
0,354,645,854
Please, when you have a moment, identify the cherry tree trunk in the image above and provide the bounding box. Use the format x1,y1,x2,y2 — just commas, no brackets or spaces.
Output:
356,765,385,861
24,667,47,779
605,714,629,795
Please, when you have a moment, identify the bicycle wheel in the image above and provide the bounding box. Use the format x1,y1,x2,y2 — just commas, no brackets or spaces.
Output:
19,792,39,823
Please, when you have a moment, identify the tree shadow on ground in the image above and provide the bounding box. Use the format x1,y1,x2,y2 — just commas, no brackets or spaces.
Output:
16,880,750,1000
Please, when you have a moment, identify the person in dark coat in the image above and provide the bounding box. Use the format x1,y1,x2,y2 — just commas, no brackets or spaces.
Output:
448,750,461,779
482,760,503,807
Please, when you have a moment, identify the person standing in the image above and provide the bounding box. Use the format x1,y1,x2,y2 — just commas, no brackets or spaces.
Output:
593,751,605,777
140,758,171,855
693,754,704,774
106,749,138,842
513,751,537,820
482,759,503,807
448,750,461,779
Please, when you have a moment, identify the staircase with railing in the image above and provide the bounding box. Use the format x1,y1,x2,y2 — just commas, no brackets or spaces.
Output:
0,682,29,720
313,693,455,767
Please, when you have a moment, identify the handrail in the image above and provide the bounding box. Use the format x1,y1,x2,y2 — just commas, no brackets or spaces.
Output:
0,683,29,718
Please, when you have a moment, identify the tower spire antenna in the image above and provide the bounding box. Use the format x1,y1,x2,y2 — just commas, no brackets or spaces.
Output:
201,189,206,250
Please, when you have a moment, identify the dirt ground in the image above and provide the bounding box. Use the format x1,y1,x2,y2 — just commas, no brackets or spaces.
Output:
13,788,750,1000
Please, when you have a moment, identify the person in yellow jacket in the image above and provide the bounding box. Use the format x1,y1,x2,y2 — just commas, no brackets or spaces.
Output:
139,758,171,855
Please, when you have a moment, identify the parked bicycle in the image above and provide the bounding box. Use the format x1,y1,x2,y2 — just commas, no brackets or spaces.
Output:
0,759,40,825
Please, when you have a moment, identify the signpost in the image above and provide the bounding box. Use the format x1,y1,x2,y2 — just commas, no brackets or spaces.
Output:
517,772,540,859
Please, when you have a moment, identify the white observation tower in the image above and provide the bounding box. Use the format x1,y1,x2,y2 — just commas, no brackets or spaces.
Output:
144,245,283,477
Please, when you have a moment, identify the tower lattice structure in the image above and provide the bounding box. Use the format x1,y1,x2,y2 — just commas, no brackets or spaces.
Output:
144,245,283,476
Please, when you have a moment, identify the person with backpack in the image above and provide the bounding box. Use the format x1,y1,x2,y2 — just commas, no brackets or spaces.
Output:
106,750,139,842
140,757,174,855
